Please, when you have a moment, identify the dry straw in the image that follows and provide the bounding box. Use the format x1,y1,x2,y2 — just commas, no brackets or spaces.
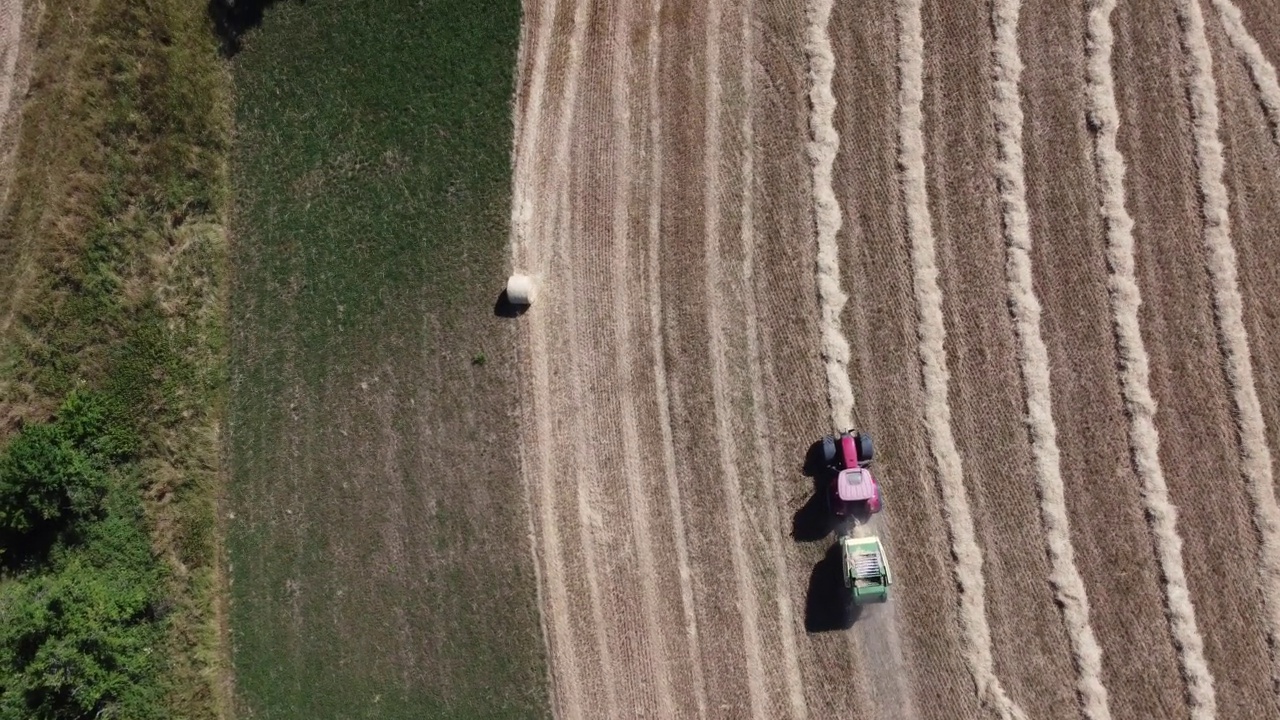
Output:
989,0,1111,717
1175,0,1280,695
805,0,853,432
895,0,1025,716
1083,0,1218,716
1209,0,1280,148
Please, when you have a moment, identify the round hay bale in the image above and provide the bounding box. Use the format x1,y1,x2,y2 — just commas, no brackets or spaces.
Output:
506,274,536,305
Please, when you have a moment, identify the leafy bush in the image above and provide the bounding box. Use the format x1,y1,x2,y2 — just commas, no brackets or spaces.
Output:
55,391,139,465
0,423,103,537
0,0,231,713
0,393,136,542
0,394,165,719
0,506,166,720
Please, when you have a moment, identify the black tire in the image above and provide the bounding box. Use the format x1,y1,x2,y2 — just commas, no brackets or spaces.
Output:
856,432,874,465
821,435,838,465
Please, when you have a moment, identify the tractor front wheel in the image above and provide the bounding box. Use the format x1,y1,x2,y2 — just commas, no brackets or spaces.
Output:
856,432,874,465
821,435,838,465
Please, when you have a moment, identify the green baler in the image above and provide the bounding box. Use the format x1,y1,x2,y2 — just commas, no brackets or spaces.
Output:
840,535,892,604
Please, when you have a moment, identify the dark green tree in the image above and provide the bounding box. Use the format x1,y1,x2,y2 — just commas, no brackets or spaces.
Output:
0,512,166,720
0,392,136,541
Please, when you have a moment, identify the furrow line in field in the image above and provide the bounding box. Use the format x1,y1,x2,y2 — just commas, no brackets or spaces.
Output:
526,304,583,719
896,0,1026,717
703,0,769,715
563,179,620,720
804,0,852,432
990,1,1110,717
1175,0,1280,692
739,2,808,715
608,2,675,714
544,0,591,264
522,1,607,717
643,0,709,714
1208,0,1280,149
514,1,583,716
0,0,23,138
1083,0,1217,716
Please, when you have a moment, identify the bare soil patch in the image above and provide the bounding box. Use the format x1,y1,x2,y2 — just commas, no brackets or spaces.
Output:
1113,1,1277,718
1024,0,1193,716
0,0,35,203
512,0,1280,717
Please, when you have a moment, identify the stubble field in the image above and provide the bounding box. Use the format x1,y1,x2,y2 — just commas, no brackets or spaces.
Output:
1,0,1275,716
509,0,1280,718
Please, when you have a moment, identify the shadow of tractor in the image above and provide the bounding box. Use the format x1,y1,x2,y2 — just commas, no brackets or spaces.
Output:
792,440,832,541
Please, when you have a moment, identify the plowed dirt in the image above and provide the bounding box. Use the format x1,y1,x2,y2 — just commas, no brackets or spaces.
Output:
510,0,1280,718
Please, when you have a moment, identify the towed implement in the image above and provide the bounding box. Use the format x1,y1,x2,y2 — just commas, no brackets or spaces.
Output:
841,534,892,604
814,430,893,605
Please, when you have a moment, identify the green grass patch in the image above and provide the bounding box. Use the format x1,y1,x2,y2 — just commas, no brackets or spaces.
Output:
228,1,549,718
0,0,233,716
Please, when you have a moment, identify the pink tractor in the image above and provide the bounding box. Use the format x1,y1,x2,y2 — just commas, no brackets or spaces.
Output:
818,430,882,523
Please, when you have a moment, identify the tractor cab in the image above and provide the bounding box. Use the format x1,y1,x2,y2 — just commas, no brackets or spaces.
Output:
841,535,892,604
837,467,878,504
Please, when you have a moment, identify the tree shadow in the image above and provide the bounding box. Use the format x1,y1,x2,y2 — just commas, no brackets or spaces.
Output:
1,523,69,573
804,541,862,633
493,289,528,318
208,0,304,57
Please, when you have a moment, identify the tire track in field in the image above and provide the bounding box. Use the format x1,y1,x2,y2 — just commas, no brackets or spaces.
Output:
525,299,585,720
989,1,1110,717
514,1,584,715
0,0,38,334
738,2,808,714
558,185,621,720
1209,0,1280,148
564,4,667,712
1175,0,1280,693
0,0,23,141
606,2,676,714
509,3,560,712
896,0,1025,717
1083,0,1217,716
703,0,769,715
510,0,559,263
641,1,710,714
516,1,605,717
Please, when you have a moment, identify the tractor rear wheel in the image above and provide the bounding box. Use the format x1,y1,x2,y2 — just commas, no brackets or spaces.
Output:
856,432,874,465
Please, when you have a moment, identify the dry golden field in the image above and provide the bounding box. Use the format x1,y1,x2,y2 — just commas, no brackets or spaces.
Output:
508,0,1280,718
